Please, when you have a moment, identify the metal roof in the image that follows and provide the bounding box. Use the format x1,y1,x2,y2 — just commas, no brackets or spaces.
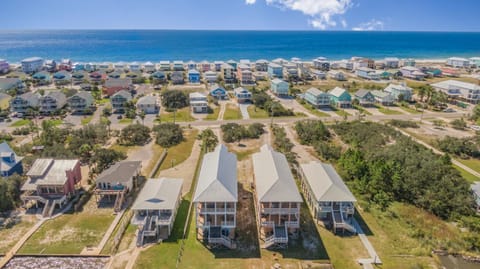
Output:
193,145,237,203
132,178,183,210
252,145,302,203
300,161,356,203
22,159,79,190
96,161,142,184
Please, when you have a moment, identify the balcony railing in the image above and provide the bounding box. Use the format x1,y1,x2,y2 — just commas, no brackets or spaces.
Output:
199,207,235,213
221,221,235,227
261,208,299,214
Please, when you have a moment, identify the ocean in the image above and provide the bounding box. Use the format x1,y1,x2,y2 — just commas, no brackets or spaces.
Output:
0,30,479,63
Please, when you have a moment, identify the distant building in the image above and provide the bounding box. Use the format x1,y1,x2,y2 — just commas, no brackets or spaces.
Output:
103,78,133,96
400,66,425,80
143,61,156,73
384,57,400,68
371,90,395,106
159,61,171,71
431,80,480,104
173,61,184,71
271,78,289,96
267,63,283,78
203,71,218,84
0,142,23,177
384,83,413,102
136,95,160,114
53,70,72,85
0,59,10,74
255,60,269,72
221,64,235,84
188,69,201,84
189,92,208,113
327,70,346,81
313,57,330,71
355,67,380,80
237,64,254,85
171,71,184,85
447,57,470,68
32,71,52,85
111,90,132,113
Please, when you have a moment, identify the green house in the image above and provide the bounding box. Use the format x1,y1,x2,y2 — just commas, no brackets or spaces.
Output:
328,87,351,108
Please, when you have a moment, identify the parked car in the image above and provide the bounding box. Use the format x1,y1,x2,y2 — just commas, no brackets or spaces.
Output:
443,108,456,113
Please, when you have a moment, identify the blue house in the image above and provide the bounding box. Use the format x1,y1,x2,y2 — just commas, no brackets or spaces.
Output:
188,69,201,84
271,78,289,96
0,142,23,177
268,63,283,78
329,87,352,108
304,87,330,107
209,84,227,99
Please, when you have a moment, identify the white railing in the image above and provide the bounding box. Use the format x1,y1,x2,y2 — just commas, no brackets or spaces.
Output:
261,221,275,227
199,207,235,213
221,221,235,227
261,208,299,214
285,221,299,228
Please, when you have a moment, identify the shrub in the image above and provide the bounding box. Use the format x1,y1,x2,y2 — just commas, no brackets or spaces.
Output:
154,123,184,147
389,119,419,128
120,123,151,146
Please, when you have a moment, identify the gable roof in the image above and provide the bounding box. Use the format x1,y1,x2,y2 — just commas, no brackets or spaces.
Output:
104,78,131,88
189,92,207,99
96,161,142,184
136,95,158,106
69,91,93,103
0,142,22,173
132,178,183,210
112,90,132,100
329,87,349,98
306,87,327,97
252,145,302,203
354,89,372,98
271,78,286,85
193,145,237,203
384,83,412,93
300,161,356,202
234,87,250,94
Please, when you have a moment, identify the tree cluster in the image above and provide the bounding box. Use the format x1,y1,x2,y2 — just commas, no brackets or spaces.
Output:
388,119,419,129
0,174,22,212
294,120,340,161
332,121,475,219
251,89,294,117
197,129,218,153
161,90,189,111
153,123,184,148
120,123,151,146
436,136,480,159
220,123,265,143
271,125,297,164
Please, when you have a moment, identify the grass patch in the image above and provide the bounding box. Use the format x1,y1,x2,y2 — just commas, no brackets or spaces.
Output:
453,164,479,183
205,106,220,121
0,218,37,254
377,106,403,115
159,107,195,123
47,119,64,126
156,129,198,173
118,118,133,124
81,116,93,125
19,198,116,254
0,97,10,110
398,105,422,114
333,109,351,117
96,98,110,105
299,101,331,117
353,105,372,116
9,119,32,127
223,104,242,120
101,212,137,255
247,105,270,119
456,158,480,174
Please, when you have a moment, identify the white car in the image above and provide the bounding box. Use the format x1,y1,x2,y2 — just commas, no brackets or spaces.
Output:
443,108,456,113
470,125,480,131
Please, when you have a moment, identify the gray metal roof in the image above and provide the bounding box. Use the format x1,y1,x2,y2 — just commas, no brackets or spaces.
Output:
22,159,79,190
354,89,371,98
132,178,183,210
136,95,158,106
306,87,327,97
193,145,237,203
0,142,23,173
96,161,142,184
329,87,348,97
252,145,302,203
300,161,356,203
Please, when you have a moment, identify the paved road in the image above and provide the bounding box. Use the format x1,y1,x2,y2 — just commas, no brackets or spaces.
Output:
239,104,250,120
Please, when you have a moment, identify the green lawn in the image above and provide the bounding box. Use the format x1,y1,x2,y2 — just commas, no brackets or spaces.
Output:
19,198,116,254
118,118,133,124
247,105,270,119
299,101,331,117
159,108,195,123
377,106,403,115
205,106,220,121
333,109,351,117
81,116,93,125
223,104,241,120
96,98,110,105
156,129,198,173
9,119,32,127
47,119,64,126
453,164,479,183
456,158,480,174
353,105,372,116
0,218,37,254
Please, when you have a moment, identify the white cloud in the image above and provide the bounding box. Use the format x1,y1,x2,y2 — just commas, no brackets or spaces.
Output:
352,19,384,31
247,0,352,30
341,19,347,28
245,0,257,4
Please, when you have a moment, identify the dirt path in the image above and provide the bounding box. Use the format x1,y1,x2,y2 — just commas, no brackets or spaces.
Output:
159,138,202,195
283,124,317,163
217,101,227,121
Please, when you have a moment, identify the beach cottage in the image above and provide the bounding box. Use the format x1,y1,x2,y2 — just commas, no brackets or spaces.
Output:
0,142,23,177
136,95,160,114
354,89,375,106
0,59,9,74
233,87,252,103
209,84,227,99
329,87,352,108
193,145,237,249
299,161,356,234
271,78,289,96
431,80,480,104
132,178,183,244
103,78,132,96
252,145,302,248
204,71,218,84
267,63,283,78
39,91,67,114
384,83,413,102
111,90,132,113
327,70,346,81
447,57,470,68
188,69,201,84
32,71,52,85
0,78,24,93
21,57,44,73
221,64,235,84
10,92,40,114
304,88,330,108
189,92,208,113
67,91,94,114
371,90,395,106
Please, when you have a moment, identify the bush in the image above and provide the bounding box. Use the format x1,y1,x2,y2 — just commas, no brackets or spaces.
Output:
272,125,297,164
314,141,341,161
161,90,189,111
389,119,419,128
450,118,467,130
247,123,265,138
0,174,22,213
120,123,151,146
154,123,184,147
221,123,265,143
436,136,479,158
295,120,330,144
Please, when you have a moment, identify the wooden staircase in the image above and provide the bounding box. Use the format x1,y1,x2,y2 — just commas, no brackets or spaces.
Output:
113,191,125,212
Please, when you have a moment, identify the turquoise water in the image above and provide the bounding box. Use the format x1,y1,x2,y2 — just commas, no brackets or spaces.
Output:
0,30,479,62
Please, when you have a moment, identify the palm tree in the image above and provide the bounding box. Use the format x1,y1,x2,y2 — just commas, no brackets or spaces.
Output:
138,111,146,125
417,85,426,102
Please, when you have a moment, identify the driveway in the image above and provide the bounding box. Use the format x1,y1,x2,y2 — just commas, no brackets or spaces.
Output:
267,92,316,118
239,104,250,120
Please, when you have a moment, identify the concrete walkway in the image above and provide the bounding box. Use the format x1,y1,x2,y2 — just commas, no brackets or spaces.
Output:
239,104,250,120
217,101,226,121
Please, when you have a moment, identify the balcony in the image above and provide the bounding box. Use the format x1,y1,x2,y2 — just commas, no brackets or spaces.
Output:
261,207,299,215
199,207,235,214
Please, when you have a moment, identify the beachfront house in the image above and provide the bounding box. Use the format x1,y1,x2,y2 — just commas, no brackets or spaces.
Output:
136,95,160,114
384,83,413,102
21,57,44,74
227,60,237,70
313,57,330,71
89,71,106,83
252,145,302,248
159,61,171,71
132,178,183,244
204,71,218,84
210,84,227,99
39,91,67,115
400,66,426,80
222,64,235,84
271,78,289,96
329,87,352,108
199,61,211,72
214,61,224,72
233,87,252,103
143,61,156,73
129,62,141,72
67,91,94,114
0,59,9,74
193,145,237,249
72,71,86,84
283,63,299,81
53,70,72,85
189,92,208,113
304,87,330,108
108,71,121,79
32,71,52,86
151,71,167,84
355,67,380,80
187,61,196,70
103,78,133,96
171,71,185,85
21,159,81,217
431,80,480,104
447,57,470,68
111,90,132,113
10,92,41,114
371,90,395,106
299,161,356,234
354,89,375,107
255,60,269,72
402,59,416,67
43,60,57,72
384,57,400,68
173,61,184,71
268,63,283,78
238,69,254,86
0,142,23,177
328,70,346,81
471,182,480,212
95,161,142,212
470,57,480,67
0,78,24,93
188,69,201,84
59,59,72,71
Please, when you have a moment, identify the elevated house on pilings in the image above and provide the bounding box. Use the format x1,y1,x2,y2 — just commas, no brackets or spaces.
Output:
299,161,357,235
94,161,142,212
252,145,303,249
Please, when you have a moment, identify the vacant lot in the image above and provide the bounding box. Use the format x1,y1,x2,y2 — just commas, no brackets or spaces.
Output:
0,215,37,254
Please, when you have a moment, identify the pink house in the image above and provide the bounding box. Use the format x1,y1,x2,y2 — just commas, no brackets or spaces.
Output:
21,159,81,217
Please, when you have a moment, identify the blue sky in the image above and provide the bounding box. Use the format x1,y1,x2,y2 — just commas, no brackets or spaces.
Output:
1,0,479,31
